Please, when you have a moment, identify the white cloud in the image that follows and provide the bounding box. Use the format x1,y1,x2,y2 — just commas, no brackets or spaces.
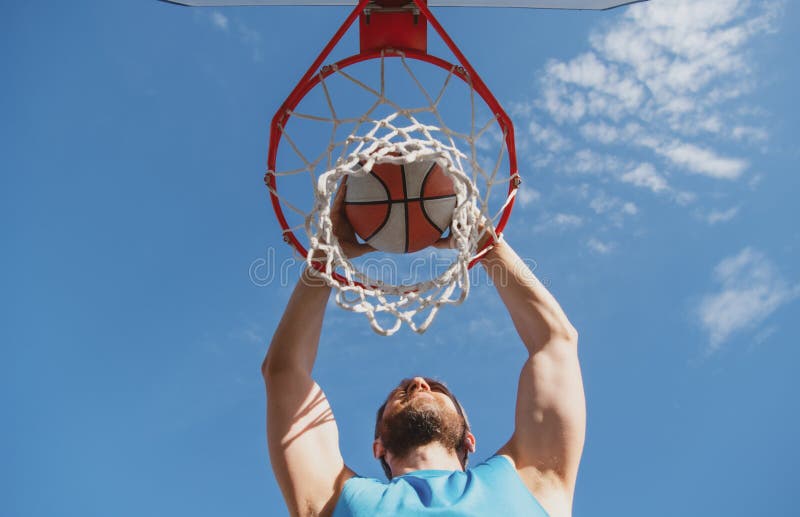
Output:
620,163,669,193
656,142,747,180
553,213,583,227
579,121,642,145
547,52,608,89
732,125,769,143
593,0,776,103
516,186,541,208
209,11,229,31
697,248,799,353
236,22,264,62
203,12,264,62
589,193,616,214
546,52,646,120
517,0,783,232
528,119,571,152
587,237,615,255
534,213,584,233
541,82,587,124
622,202,638,215
564,149,622,176
589,191,638,226
580,122,620,144
705,206,740,225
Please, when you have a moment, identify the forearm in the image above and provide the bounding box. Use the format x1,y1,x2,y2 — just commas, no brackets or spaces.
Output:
263,267,332,376
481,241,576,353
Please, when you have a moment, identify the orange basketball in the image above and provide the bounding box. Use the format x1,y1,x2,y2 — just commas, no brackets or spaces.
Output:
344,160,456,253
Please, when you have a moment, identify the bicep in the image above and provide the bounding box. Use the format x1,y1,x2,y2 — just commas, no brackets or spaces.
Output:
501,338,586,491
266,370,353,516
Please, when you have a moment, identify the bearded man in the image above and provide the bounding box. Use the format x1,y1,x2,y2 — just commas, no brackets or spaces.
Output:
263,187,586,516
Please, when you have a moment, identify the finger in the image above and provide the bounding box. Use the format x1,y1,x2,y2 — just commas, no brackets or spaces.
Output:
342,242,375,259
432,236,454,250
358,243,376,256
332,178,347,209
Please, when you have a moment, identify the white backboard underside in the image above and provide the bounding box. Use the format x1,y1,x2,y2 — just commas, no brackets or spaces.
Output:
159,0,645,9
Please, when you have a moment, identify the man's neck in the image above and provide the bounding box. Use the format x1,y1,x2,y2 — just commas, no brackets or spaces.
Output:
390,442,463,477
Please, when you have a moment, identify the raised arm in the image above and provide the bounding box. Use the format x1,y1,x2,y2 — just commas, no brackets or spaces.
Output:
262,269,354,516
486,241,586,516
262,186,369,516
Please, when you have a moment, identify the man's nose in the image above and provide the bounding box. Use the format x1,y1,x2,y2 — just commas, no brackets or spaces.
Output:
407,377,431,393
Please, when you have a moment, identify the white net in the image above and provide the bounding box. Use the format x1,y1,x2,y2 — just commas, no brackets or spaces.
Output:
266,50,517,335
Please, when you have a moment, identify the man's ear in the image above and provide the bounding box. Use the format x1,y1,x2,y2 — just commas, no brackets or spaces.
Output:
373,437,386,460
464,431,476,454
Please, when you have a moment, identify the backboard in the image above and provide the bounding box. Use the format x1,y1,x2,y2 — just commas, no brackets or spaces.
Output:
159,0,644,10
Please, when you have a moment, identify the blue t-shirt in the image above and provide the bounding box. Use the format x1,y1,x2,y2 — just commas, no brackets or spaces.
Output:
332,455,550,516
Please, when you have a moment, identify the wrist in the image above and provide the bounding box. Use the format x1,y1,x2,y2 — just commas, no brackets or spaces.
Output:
301,264,331,289
478,234,505,262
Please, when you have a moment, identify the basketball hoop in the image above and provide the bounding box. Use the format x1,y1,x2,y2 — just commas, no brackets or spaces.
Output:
264,0,519,335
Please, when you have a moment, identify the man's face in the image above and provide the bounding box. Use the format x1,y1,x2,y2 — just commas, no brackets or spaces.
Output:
377,377,467,460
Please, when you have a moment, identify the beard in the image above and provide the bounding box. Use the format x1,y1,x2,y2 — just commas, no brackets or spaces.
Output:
380,395,467,461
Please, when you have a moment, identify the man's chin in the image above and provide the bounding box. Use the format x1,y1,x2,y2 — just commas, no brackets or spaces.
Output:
406,397,441,413
409,392,436,402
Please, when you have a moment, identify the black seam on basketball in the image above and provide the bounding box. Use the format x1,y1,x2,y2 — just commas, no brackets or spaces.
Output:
420,162,449,235
363,208,391,242
420,193,457,200
344,194,456,205
401,164,409,253
421,200,446,235
362,170,393,242
368,170,392,201
419,161,438,197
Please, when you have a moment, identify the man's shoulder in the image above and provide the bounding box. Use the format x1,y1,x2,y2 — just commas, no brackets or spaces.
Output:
492,453,570,517
333,474,387,517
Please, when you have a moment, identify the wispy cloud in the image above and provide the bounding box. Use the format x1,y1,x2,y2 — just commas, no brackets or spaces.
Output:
696,247,799,353
236,22,264,62
528,118,571,153
587,237,615,255
704,206,740,225
533,212,584,233
653,142,747,180
563,149,623,177
519,0,783,236
516,186,541,208
209,11,229,31
732,125,768,143
202,11,264,62
589,190,637,226
619,163,668,193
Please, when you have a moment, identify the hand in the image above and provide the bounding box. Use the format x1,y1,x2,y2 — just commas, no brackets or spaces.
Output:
432,218,496,252
330,180,375,259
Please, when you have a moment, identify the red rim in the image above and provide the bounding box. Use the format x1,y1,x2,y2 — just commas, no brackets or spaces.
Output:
266,0,518,284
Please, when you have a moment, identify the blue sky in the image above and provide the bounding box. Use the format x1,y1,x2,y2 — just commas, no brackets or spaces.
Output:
3,0,799,516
